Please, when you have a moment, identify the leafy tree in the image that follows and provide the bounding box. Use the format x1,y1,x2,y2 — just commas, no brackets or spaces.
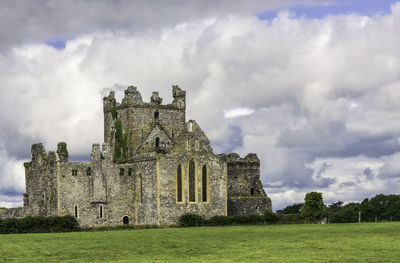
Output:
300,192,325,222
276,203,303,214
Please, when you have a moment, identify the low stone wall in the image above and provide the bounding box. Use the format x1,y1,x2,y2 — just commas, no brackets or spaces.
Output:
0,207,25,219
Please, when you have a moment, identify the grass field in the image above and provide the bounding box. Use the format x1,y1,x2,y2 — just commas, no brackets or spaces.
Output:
0,222,399,262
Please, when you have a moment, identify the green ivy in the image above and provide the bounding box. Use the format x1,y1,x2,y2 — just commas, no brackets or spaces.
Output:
110,106,117,120
58,142,69,157
114,118,127,160
23,162,31,169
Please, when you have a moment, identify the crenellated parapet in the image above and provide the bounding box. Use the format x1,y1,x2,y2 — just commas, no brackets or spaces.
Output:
103,85,186,112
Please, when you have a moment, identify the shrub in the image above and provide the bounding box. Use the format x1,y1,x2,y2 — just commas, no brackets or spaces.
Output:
178,213,205,227
0,215,79,234
206,216,232,226
263,211,279,223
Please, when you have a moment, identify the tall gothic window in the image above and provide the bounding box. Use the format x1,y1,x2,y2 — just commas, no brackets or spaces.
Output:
189,159,196,202
202,165,208,202
177,164,183,202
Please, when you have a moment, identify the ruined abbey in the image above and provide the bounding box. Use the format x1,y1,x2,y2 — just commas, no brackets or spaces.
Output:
1,86,271,226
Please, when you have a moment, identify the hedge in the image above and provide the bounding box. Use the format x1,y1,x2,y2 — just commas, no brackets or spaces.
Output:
0,215,79,234
178,211,290,227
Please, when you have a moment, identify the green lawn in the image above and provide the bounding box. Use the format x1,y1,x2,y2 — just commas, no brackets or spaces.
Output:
0,222,399,262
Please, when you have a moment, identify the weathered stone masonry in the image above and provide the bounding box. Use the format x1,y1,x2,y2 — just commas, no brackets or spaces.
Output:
1,85,271,226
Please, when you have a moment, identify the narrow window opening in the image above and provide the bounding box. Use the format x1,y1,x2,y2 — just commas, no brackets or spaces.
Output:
86,167,91,176
123,216,129,225
172,130,174,139
154,110,159,120
250,188,255,196
189,160,196,202
120,168,125,176
177,164,182,202
137,176,142,204
72,169,77,176
99,205,103,218
156,137,160,149
186,139,190,151
141,129,144,138
74,205,78,218
195,139,199,150
188,122,193,132
128,168,133,176
202,165,208,202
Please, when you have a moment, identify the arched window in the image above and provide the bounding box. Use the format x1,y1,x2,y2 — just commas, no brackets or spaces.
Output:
202,165,208,202
189,159,196,202
154,110,159,119
188,122,193,132
177,164,183,202
123,216,129,225
86,167,91,176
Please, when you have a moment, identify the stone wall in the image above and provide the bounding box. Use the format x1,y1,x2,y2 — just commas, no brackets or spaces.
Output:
226,153,272,215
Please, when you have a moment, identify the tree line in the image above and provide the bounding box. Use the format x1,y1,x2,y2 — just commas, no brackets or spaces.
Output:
278,192,400,223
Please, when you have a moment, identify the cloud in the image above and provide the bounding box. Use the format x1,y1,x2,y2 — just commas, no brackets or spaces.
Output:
0,0,328,50
378,152,400,178
1,1,400,210
224,107,255,118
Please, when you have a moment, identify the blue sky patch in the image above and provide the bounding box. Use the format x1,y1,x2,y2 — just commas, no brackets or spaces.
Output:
258,0,399,20
44,37,66,50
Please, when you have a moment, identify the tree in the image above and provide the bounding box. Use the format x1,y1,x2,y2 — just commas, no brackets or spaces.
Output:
300,192,325,222
276,203,303,214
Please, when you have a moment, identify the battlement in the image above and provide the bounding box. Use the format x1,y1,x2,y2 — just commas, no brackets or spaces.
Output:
103,85,186,112
226,153,260,164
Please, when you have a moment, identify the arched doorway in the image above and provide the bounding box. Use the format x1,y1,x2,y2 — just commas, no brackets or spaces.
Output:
123,216,129,225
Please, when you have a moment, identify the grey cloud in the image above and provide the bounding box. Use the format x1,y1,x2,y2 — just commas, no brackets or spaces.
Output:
363,167,374,180
0,0,326,50
378,152,400,179
212,124,243,153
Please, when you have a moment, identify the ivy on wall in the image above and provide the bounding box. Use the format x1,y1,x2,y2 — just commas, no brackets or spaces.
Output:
114,118,127,160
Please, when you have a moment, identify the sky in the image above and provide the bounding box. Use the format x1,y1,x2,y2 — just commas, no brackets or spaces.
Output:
0,0,400,210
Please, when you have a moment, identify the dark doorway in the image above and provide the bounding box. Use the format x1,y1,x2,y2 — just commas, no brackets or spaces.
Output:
123,216,129,225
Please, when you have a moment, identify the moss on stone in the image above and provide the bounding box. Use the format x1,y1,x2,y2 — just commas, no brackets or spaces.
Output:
23,162,31,169
57,142,69,157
